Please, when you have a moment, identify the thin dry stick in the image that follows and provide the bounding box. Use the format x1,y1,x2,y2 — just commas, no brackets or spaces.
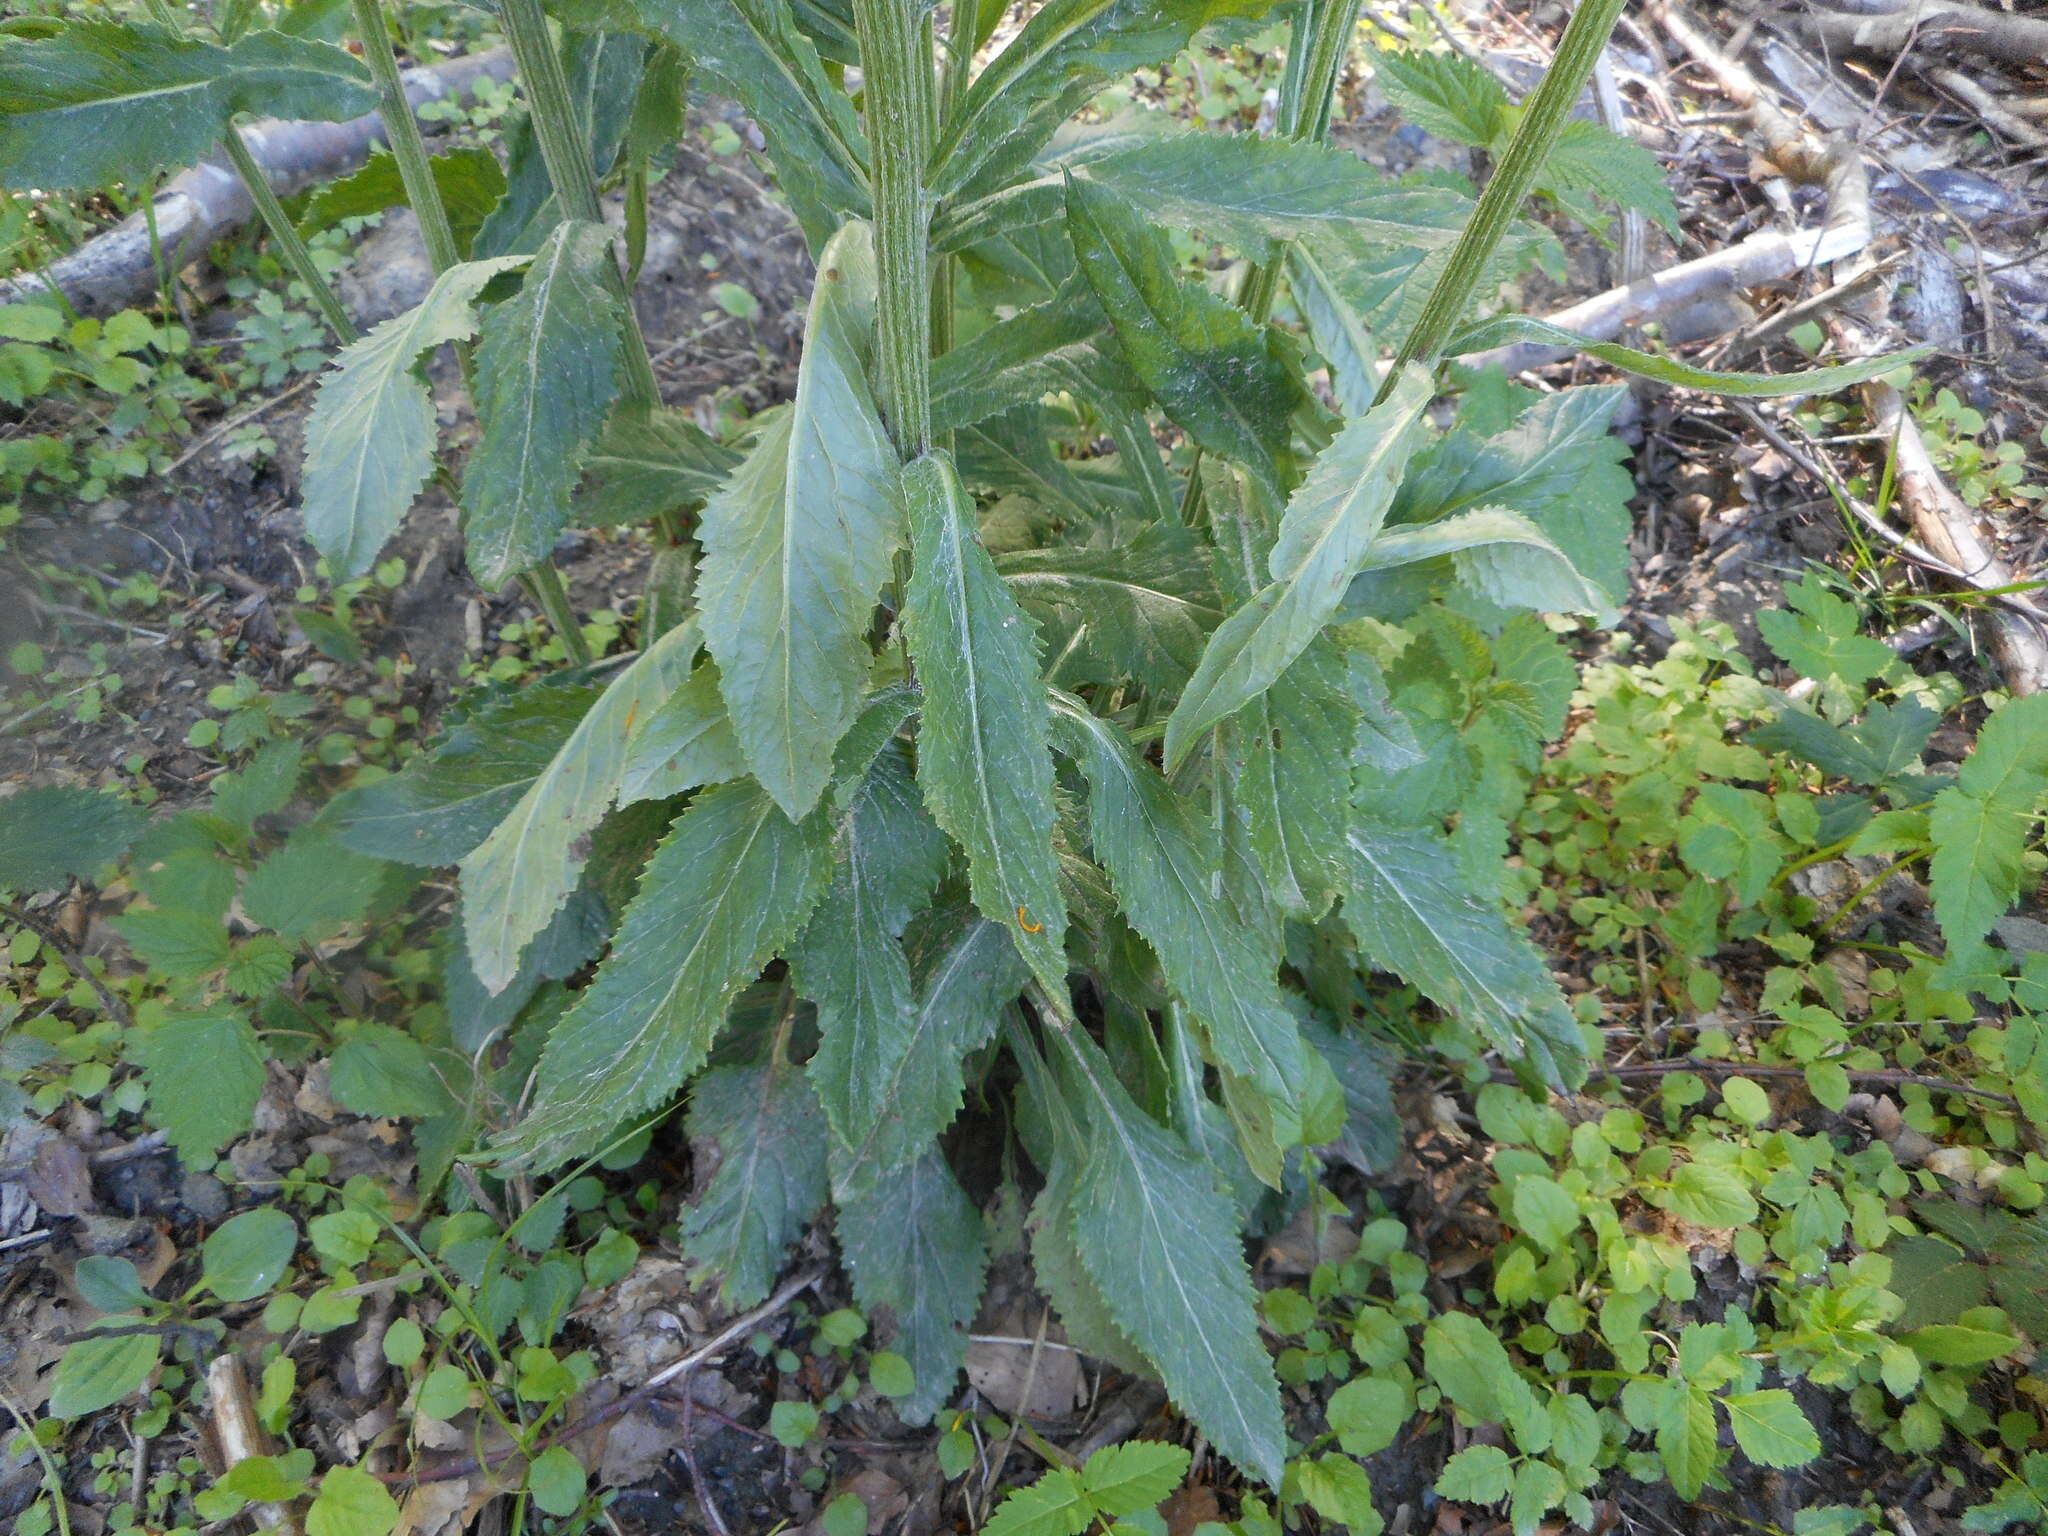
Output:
1927,67,2048,151
161,373,321,477
3,900,131,1026
1658,1,2048,693
207,1355,305,1536
376,1268,823,1487
678,1391,733,1536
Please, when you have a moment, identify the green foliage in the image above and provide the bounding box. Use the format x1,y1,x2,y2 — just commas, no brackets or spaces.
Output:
0,23,376,191
0,785,145,891
982,1441,1192,1536
5,0,1964,1509
1371,43,1678,240
697,221,904,819
461,220,627,586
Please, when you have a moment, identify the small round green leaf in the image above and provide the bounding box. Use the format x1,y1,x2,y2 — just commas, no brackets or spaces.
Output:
868,1350,916,1399
382,1318,425,1368
526,1445,586,1517
203,1207,299,1302
307,1464,399,1536
769,1400,820,1448
1719,1077,1770,1127
822,1492,868,1536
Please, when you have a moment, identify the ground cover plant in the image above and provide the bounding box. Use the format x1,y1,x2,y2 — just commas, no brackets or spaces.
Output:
3,0,2048,1532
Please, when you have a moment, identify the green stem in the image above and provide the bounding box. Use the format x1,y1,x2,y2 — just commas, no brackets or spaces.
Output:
1816,851,1925,937
349,0,461,274
851,0,935,456
1380,0,1628,393
497,0,662,407
1768,833,1865,892
524,559,594,665
625,156,650,286
220,126,359,346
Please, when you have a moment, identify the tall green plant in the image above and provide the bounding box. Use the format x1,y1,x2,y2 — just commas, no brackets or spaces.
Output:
0,0,1920,1480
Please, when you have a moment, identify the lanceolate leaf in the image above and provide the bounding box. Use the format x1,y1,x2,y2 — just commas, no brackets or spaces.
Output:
1065,175,1300,486
1052,699,1304,1107
577,407,743,527
472,31,652,260
1055,1030,1287,1485
0,23,376,190
698,223,904,820
461,620,704,993
1348,506,1610,617
1289,240,1380,418
495,780,833,1171
617,662,748,806
830,900,1029,1186
1448,314,1931,397
931,0,1283,202
1341,817,1582,1085
1395,386,1627,524
793,747,952,1154
929,286,1141,435
1392,385,1634,603
1230,636,1356,918
463,221,627,587
1075,130,1471,257
902,450,1068,997
329,677,600,865
838,1148,989,1425
680,1055,830,1306
1929,694,2048,965
1164,364,1432,770
303,255,529,580
997,530,1220,693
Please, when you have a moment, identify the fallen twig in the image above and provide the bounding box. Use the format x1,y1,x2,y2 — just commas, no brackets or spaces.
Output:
160,374,322,478
1460,5,1873,377
1659,1,2048,694
1926,67,2048,152
207,1355,305,1536
1833,350,2048,693
1780,1,2048,70
375,1267,823,1487
3,900,131,1027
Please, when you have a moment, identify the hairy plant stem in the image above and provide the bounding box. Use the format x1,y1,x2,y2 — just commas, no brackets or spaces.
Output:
220,127,358,346
1380,0,1629,393
851,0,935,455
348,0,460,274
496,0,662,408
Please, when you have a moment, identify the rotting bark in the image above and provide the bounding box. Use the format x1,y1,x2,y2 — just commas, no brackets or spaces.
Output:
0,48,513,318
1778,0,2048,70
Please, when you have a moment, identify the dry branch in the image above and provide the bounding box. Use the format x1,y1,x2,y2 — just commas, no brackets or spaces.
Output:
1456,3,1875,377
206,1355,303,1536
0,49,513,318
1659,2,2048,694
1782,1,2048,70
